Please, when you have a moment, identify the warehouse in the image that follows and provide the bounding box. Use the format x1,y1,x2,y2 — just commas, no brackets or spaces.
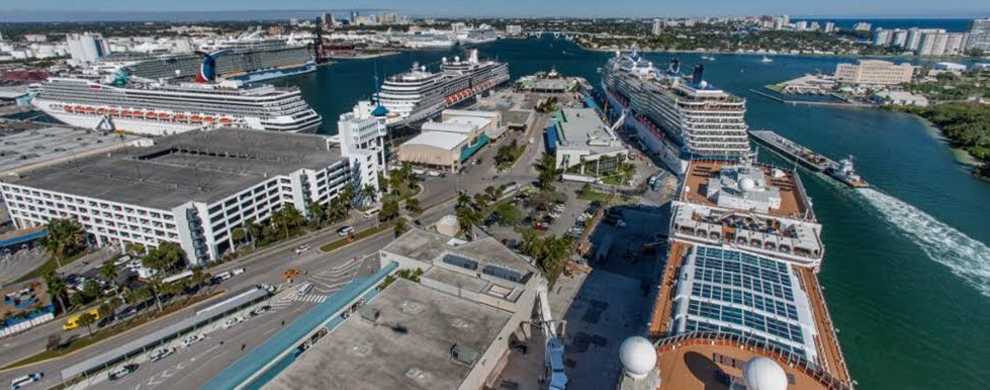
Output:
397,109,499,173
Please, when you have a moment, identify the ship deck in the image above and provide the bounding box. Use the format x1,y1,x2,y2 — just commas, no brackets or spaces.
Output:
647,241,853,390
681,160,811,220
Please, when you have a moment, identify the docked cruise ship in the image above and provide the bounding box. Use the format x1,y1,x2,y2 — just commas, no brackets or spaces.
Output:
601,51,751,175
374,49,509,127
32,77,322,135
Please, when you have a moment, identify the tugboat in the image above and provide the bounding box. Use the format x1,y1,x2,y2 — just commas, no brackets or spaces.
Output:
827,156,870,188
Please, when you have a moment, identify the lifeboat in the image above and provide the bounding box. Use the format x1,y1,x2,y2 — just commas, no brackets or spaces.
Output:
83,106,96,114
64,105,74,113
144,111,156,119
96,107,107,115
109,109,119,116
158,112,171,121
219,117,233,124
203,116,215,123
174,113,188,122
190,115,203,123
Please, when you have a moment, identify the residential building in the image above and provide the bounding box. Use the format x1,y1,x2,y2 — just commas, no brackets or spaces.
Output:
919,32,949,56
794,21,808,31
968,18,990,52
853,22,872,32
873,28,893,46
0,129,354,265
834,60,914,86
944,33,969,56
652,19,663,36
823,21,836,33
892,29,909,47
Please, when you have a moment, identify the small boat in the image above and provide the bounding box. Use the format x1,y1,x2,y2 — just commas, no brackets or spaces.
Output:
701,55,715,61
826,155,869,188
761,56,773,63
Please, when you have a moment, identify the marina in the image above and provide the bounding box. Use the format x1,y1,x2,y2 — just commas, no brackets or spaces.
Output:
750,129,869,188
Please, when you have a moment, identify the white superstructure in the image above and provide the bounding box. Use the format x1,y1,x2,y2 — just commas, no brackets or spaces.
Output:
32,77,322,135
375,49,509,127
601,51,751,175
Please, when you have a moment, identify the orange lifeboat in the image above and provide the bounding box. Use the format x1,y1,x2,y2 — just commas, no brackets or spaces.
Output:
219,117,233,124
144,111,156,119
96,107,107,115
64,105,74,113
203,116,215,123
174,113,188,122
190,115,203,123
83,106,95,114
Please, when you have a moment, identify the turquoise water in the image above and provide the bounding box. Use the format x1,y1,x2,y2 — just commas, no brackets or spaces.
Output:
282,37,990,389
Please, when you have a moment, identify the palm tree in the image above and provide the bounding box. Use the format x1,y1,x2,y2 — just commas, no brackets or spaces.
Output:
99,261,119,296
43,271,67,312
125,242,145,257
77,312,97,336
327,197,349,223
142,243,187,311
244,218,264,246
380,196,400,222
306,201,326,228
41,218,86,267
271,204,305,239
362,184,378,204
394,217,409,238
534,153,561,191
455,206,481,239
405,197,422,216
230,227,247,247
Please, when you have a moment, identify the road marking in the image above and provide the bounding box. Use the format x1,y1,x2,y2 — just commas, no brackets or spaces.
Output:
262,327,278,336
189,344,220,362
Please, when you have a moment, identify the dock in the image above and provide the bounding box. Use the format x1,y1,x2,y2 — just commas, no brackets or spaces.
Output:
749,130,869,189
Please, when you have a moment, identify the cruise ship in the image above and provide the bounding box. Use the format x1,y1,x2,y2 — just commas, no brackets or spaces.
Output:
374,49,509,127
32,74,322,135
601,51,751,175
617,156,854,390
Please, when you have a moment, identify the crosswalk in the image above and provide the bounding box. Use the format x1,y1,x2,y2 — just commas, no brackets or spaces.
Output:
296,294,328,303
267,257,365,309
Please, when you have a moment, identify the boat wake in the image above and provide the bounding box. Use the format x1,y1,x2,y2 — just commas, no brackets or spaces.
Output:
858,188,990,297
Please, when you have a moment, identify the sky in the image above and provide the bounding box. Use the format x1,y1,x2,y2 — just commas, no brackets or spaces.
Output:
4,0,989,19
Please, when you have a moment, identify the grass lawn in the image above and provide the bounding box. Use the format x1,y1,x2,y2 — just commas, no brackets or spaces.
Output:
319,223,393,253
577,187,613,204
14,251,88,283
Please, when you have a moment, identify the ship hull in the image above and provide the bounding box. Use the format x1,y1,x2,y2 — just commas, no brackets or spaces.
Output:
602,82,687,176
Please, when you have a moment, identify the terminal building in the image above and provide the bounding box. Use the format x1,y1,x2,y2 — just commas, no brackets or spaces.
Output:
336,100,389,201
545,107,628,175
397,109,502,173
0,128,360,265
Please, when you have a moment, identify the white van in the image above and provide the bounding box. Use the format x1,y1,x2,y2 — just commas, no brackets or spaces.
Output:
10,373,43,389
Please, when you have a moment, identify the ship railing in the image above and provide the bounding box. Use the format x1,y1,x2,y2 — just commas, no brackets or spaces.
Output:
654,331,854,390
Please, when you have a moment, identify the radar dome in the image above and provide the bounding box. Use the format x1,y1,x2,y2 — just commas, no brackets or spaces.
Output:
619,336,656,380
740,177,757,191
743,357,787,390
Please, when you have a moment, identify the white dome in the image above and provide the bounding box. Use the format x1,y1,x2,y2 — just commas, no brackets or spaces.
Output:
740,177,757,191
743,357,788,390
619,336,656,379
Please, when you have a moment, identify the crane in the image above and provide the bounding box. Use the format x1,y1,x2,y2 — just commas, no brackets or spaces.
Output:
538,286,567,390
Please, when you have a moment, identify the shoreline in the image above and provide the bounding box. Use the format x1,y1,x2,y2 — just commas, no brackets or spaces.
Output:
327,51,400,60
573,40,987,61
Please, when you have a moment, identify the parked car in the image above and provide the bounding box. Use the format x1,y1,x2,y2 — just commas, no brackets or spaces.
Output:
108,364,138,381
182,334,206,348
294,245,311,255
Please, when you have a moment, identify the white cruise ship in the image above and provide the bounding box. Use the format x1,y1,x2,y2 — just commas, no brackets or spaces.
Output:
601,51,751,175
32,77,322,135
375,49,509,127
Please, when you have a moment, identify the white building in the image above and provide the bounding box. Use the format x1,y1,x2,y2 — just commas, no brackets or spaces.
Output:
337,100,389,201
66,32,110,65
549,108,628,175
824,21,836,33
834,60,915,86
397,109,500,173
968,18,990,52
505,25,523,36
652,19,663,35
0,129,354,266
919,32,949,56
892,29,909,47
873,91,929,107
873,28,893,46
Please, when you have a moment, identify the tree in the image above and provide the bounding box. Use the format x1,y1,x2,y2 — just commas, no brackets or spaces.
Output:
97,302,114,323
405,197,422,216
99,261,118,287
271,204,305,239
46,334,62,351
327,197,349,223
82,280,103,301
244,218,264,246
230,227,247,247
534,153,562,191
455,205,481,239
125,242,145,256
77,312,97,336
362,184,378,204
394,217,409,238
492,202,523,226
306,201,326,228
142,242,187,312
380,195,400,222
43,271,67,312
41,218,86,267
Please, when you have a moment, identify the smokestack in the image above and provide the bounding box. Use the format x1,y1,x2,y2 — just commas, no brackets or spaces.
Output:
469,49,479,64
669,58,680,74
692,64,704,85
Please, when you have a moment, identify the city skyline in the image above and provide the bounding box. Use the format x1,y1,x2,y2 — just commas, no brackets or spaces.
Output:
2,0,990,21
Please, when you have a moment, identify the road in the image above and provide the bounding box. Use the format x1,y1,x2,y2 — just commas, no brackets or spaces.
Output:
0,217,392,390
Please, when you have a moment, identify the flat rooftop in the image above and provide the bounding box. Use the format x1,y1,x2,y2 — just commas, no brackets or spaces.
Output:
383,228,537,274
681,160,811,220
0,126,138,173
3,128,341,210
265,279,512,390
554,108,625,154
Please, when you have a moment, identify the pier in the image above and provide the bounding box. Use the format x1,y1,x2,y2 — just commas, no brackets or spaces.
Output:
750,130,869,188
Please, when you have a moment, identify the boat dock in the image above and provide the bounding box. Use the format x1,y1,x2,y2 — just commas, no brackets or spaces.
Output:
750,130,869,188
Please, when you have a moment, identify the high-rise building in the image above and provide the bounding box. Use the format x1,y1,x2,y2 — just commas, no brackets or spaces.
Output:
337,101,388,200
968,18,990,52
824,21,836,33
873,28,893,46
65,32,110,65
853,22,872,32
652,19,663,35
944,33,970,56
794,21,808,31
809,21,820,31
919,32,949,56
892,29,909,47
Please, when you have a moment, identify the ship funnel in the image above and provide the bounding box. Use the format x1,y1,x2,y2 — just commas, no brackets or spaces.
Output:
469,49,479,63
669,58,680,74
691,64,704,85
454,55,460,62
442,56,447,64
194,49,228,83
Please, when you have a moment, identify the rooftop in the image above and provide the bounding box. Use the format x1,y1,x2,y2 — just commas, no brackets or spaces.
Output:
3,128,342,210
266,279,512,390
402,131,468,151
0,126,139,173
554,108,625,153
383,228,537,275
